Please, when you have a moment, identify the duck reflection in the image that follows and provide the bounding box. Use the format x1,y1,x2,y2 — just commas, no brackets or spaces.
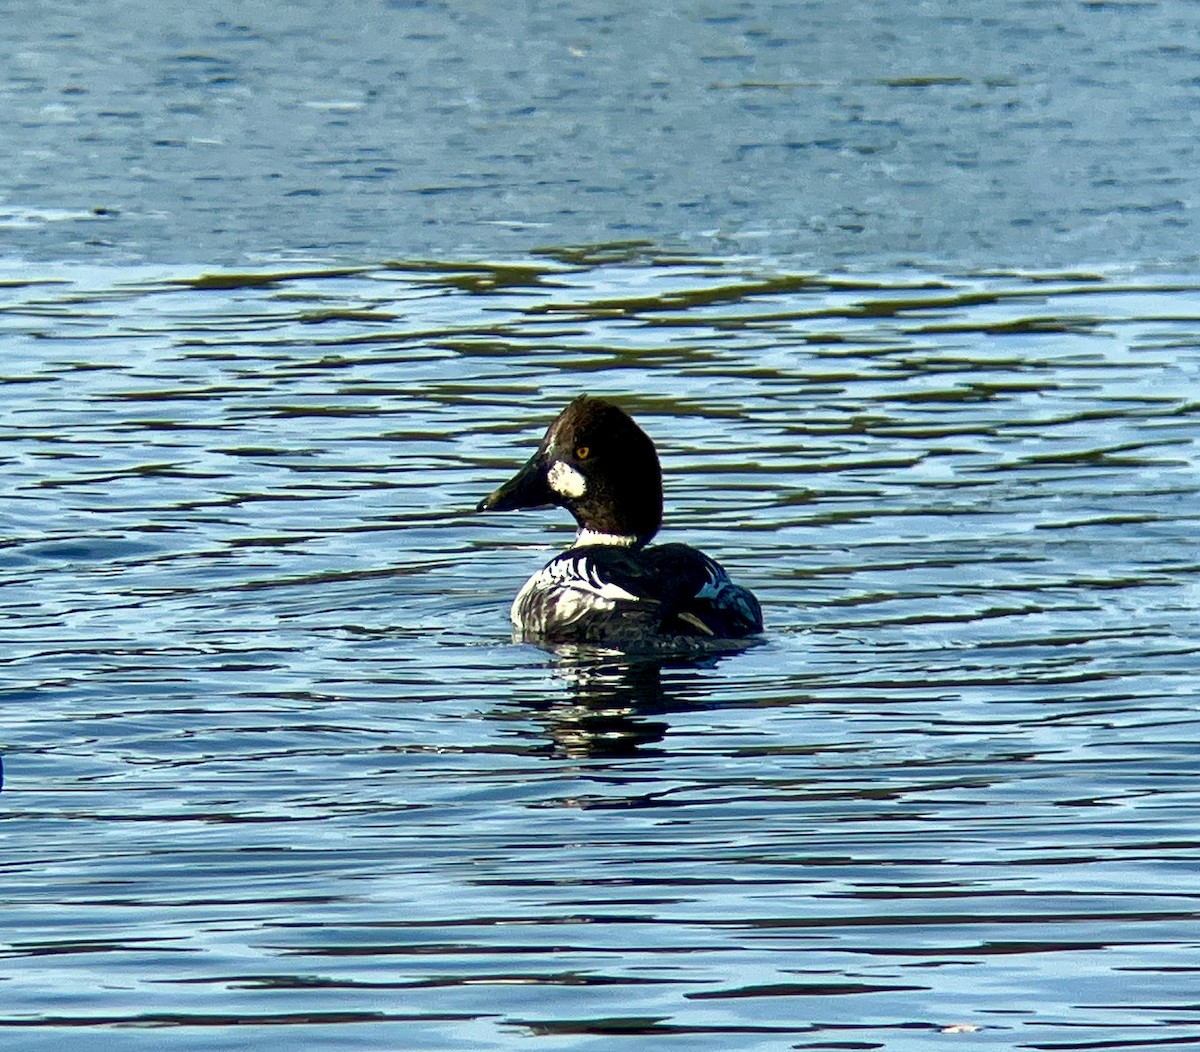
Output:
519,646,755,758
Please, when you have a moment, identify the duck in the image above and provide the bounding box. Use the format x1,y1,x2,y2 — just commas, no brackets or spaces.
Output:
476,395,763,650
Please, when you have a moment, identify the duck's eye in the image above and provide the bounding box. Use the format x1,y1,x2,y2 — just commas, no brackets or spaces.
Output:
575,445,590,460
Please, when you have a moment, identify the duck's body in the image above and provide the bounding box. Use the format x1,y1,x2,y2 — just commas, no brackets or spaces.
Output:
511,541,761,648
477,396,762,651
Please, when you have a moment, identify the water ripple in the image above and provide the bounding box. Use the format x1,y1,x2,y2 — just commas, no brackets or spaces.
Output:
2,258,1200,1049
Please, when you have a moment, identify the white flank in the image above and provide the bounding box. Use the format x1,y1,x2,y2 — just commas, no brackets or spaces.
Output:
546,460,587,499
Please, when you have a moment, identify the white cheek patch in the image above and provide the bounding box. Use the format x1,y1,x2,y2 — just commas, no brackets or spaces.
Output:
547,460,587,499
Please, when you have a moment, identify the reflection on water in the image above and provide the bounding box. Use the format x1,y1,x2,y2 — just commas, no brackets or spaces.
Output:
524,660,676,757
515,650,765,758
3,254,1200,1050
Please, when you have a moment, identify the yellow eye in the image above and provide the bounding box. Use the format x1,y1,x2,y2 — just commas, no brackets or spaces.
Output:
576,445,590,460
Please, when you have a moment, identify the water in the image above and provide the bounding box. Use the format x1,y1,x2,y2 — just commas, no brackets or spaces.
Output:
5,0,1200,1045
3,257,1200,1049
6,0,1200,270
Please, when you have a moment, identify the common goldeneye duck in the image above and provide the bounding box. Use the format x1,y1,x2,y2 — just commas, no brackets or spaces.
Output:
476,395,763,649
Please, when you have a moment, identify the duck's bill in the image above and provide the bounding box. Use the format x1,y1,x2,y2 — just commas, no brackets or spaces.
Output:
476,453,555,512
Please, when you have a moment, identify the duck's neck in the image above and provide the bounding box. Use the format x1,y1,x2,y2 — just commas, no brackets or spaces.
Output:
574,527,641,548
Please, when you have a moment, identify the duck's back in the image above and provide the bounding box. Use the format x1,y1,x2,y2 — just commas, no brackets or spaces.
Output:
512,542,762,649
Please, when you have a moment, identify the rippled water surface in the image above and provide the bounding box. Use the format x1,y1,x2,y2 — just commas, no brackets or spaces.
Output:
4,256,1200,1050
7,0,1200,270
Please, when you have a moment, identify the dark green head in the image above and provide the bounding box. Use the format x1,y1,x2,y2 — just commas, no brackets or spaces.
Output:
476,395,664,546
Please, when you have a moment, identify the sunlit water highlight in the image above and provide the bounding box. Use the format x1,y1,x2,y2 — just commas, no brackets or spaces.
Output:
3,254,1200,1050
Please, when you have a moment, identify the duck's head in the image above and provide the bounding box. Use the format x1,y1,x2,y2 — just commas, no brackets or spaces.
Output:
476,395,663,547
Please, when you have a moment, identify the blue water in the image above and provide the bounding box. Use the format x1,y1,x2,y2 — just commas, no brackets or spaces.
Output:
5,0,1200,270
5,1,1200,1048
2,261,1200,1050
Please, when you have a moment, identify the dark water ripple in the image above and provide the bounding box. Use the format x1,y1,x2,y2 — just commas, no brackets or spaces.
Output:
2,257,1200,1050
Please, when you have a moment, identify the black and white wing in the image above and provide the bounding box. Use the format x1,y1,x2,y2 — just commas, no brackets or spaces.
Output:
510,548,663,643
512,543,761,645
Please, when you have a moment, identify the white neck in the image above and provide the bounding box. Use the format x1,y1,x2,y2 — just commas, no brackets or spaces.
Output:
575,527,640,548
